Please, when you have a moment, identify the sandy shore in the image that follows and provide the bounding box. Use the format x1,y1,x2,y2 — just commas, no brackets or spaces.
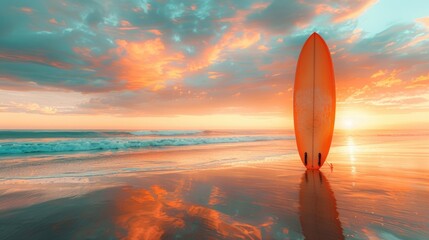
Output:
0,130,428,239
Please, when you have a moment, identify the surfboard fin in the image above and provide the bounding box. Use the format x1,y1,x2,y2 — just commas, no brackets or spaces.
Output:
318,153,321,166
304,152,307,166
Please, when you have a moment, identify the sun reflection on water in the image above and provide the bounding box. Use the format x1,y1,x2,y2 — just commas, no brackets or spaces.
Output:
346,136,357,175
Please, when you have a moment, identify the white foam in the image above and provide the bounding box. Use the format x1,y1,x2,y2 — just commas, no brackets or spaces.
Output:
0,136,292,155
130,130,202,136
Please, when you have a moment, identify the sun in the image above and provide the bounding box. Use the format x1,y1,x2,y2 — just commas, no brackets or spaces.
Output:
343,119,355,130
337,109,369,130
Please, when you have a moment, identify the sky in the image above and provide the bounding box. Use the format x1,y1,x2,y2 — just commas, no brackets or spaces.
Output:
0,0,428,130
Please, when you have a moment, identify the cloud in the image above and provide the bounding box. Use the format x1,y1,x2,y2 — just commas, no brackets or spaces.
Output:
0,102,57,114
0,77,59,91
314,0,378,23
352,23,429,57
20,7,33,13
341,68,429,112
0,0,428,119
417,17,429,28
105,38,185,90
0,0,120,92
247,0,314,33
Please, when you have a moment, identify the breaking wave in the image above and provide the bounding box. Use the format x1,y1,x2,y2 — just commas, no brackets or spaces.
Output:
0,135,292,155
0,130,206,139
130,130,203,136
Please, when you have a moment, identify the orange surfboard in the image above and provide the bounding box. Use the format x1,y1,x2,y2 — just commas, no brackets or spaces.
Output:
294,33,336,170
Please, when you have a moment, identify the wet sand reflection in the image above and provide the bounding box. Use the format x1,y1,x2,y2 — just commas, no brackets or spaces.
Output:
299,170,344,240
0,167,348,239
2,131,429,239
114,181,262,239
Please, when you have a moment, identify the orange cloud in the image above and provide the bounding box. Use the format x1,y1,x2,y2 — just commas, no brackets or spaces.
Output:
371,70,402,87
250,2,270,10
1,101,57,114
227,31,261,49
417,17,429,28
315,0,378,22
258,45,269,51
147,29,162,36
20,7,33,13
187,44,222,71
120,20,131,27
117,20,140,31
413,73,429,83
208,72,224,79
407,73,429,89
370,70,387,78
346,29,362,43
187,28,260,71
72,47,92,59
111,38,185,90
187,7,263,72
49,18,58,24
339,65,429,114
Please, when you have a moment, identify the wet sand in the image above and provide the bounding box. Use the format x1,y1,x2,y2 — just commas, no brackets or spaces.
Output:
0,130,428,239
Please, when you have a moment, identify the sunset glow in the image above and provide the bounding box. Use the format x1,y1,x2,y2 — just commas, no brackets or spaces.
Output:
0,0,428,130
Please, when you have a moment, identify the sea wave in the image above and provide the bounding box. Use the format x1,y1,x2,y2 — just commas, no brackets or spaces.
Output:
130,130,203,136
0,136,292,155
0,131,127,139
0,130,210,140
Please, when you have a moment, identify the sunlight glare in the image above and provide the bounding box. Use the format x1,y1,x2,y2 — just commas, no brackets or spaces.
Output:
344,119,355,130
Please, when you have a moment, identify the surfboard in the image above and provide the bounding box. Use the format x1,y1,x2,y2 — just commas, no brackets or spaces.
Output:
293,32,336,170
299,170,344,239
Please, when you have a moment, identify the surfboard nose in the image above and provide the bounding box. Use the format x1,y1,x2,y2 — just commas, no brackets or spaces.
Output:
309,32,320,40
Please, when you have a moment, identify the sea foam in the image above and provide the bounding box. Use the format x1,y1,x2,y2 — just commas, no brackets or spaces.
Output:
130,130,203,136
0,136,292,155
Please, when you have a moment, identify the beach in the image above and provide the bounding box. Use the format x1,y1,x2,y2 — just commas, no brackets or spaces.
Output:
0,129,428,239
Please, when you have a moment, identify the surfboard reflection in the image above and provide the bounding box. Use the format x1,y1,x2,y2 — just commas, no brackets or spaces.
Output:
299,170,344,240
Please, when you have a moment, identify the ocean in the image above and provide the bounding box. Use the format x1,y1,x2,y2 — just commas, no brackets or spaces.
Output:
0,129,428,239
